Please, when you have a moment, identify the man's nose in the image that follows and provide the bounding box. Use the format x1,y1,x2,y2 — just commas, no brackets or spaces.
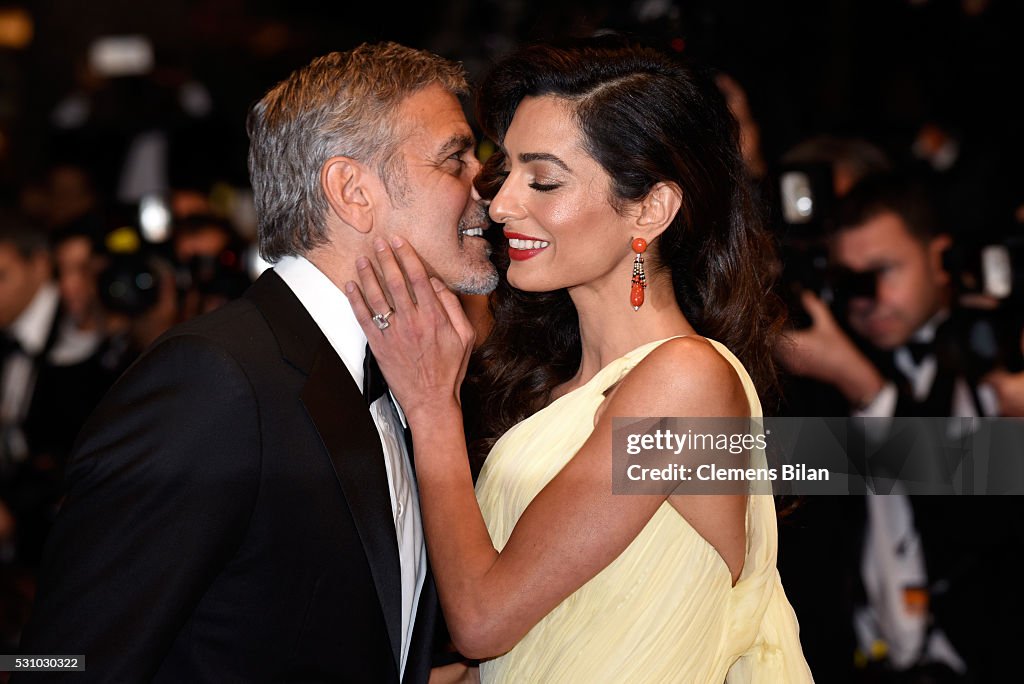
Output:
467,156,484,203
848,296,876,315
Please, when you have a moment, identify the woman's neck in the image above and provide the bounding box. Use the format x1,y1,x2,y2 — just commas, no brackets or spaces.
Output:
557,272,696,395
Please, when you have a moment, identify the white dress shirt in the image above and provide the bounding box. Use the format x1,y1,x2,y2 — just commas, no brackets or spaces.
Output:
852,311,975,673
856,312,998,419
2,283,61,464
275,255,426,680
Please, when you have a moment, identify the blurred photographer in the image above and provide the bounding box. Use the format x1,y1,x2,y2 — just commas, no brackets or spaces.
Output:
778,174,1021,682
772,138,894,422
779,173,992,417
92,223,179,375
51,213,106,338
171,212,251,321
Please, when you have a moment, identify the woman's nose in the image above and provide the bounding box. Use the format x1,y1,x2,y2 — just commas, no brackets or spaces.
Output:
488,180,524,223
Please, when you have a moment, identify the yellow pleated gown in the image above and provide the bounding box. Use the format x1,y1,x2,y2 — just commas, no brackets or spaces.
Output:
475,338,814,683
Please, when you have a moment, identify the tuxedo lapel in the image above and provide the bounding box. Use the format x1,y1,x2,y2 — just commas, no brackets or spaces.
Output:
302,346,404,669
246,271,404,671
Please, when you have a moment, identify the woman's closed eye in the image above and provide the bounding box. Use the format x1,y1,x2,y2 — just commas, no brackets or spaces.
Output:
529,180,560,192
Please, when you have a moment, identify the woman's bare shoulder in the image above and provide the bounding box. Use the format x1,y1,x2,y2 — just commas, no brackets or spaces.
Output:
608,336,748,419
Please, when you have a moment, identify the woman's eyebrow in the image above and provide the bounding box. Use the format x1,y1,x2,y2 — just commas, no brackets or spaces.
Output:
519,152,571,172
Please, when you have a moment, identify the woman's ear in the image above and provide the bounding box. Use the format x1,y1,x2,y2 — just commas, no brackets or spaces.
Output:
635,181,683,240
321,156,376,234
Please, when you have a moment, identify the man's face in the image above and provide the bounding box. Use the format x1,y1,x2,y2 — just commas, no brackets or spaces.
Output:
55,236,98,324
175,225,230,262
374,85,497,294
832,211,949,350
0,244,50,329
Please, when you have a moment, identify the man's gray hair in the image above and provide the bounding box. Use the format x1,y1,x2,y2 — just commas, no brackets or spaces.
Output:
246,42,468,262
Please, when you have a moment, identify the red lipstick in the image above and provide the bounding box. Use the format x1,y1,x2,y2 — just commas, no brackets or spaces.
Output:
505,232,550,261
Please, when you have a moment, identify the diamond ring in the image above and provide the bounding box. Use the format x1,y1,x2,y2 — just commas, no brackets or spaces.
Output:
372,308,395,331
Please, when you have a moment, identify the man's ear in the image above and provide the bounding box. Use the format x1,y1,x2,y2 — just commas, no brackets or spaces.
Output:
635,181,683,241
322,156,376,234
929,233,953,284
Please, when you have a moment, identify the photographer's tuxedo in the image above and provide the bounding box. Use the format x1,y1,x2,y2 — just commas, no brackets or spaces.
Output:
19,268,439,683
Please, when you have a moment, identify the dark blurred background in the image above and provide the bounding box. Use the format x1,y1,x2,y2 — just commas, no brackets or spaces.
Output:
3,0,1022,194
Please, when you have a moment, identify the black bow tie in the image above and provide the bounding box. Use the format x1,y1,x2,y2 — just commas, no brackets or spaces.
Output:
362,345,388,406
902,341,933,365
362,344,415,464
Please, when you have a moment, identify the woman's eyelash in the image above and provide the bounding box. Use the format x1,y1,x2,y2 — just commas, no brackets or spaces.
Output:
529,182,559,192
492,169,556,191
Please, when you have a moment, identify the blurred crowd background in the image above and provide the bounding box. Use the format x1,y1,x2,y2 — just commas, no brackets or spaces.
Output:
1,1,1023,682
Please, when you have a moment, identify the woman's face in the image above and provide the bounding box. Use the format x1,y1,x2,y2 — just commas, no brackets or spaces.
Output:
489,96,639,296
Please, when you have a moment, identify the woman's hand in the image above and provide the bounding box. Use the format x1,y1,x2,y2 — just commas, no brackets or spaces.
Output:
344,236,476,421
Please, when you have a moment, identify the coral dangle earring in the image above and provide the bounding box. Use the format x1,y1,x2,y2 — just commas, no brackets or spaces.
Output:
630,237,647,311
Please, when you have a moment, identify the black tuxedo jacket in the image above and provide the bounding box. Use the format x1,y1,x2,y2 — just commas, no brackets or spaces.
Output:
18,271,439,683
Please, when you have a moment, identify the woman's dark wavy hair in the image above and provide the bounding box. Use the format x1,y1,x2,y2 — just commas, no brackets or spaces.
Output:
472,37,786,447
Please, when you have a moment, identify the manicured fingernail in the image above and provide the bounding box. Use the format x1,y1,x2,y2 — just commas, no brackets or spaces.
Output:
356,256,370,269
373,238,387,252
344,281,356,293
391,236,404,248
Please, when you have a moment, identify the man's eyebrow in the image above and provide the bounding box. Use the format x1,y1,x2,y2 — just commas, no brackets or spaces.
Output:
519,152,570,172
862,256,896,269
437,133,475,158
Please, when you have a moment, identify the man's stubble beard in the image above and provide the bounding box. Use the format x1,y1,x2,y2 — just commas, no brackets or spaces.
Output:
450,237,499,295
451,210,499,295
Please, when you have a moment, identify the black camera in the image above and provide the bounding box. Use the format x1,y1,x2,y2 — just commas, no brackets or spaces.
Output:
93,204,174,318
945,231,1024,374
177,250,250,301
171,214,251,302
772,162,838,328
97,251,164,317
945,233,1024,304
828,266,879,312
